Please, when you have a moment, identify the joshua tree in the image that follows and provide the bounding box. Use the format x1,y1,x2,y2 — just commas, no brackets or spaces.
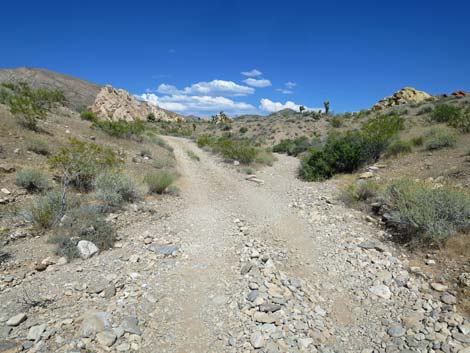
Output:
323,101,330,115
299,105,305,114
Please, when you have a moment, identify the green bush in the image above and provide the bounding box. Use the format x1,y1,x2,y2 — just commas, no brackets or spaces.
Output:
273,136,312,156
153,154,176,169
1,82,66,130
384,139,413,158
417,106,433,115
15,168,49,192
425,128,457,150
26,138,50,155
384,179,470,244
299,114,404,181
95,171,141,211
92,120,146,139
411,136,424,146
255,149,276,166
239,127,248,134
50,206,116,258
340,180,379,205
144,170,177,194
49,138,121,191
449,108,470,133
29,190,62,228
80,111,98,122
430,104,462,123
147,112,156,122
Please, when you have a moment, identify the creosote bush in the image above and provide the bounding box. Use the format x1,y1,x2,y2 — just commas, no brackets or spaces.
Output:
1,82,66,130
430,104,470,133
95,171,142,211
299,114,405,181
92,120,146,139
144,170,177,194
340,180,379,205
15,168,49,192
49,138,121,191
80,111,98,122
384,179,470,244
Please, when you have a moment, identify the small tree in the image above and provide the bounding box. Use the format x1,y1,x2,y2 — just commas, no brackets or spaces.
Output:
299,105,305,114
1,82,66,130
147,112,156,122
323,101,330,115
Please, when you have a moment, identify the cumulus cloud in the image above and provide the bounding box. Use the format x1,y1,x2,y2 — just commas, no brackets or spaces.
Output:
241,69,262,77
285,81,297,89
259,98,320,113
139,93,256,116
156,80,254,97
243,78,272,88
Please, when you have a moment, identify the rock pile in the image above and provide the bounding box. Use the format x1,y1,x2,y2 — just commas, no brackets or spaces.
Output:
211,111,234,124
90,85,184,122
372,87,434,111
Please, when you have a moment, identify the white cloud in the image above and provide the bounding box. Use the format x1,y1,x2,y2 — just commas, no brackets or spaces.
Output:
241,69,262,77
243,78,272,88
285,81,297,88
139,93,257,116
276,88,293,94
156,80,254,97
259,98,320,113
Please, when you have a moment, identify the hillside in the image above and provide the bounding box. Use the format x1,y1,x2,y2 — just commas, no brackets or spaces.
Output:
0,67,101,111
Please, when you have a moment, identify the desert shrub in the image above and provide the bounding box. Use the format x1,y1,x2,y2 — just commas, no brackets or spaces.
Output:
1,82,66,130
50,206,116,258
144,170,177,194
448,108,470,133
95,171,141,211
299,114,404,181
92,120,146,139
149,135,173,151
241,167,255,175
28,190,62,228
147,112,156,122
384,139,413,158
15,168,49,192
417,106,433,115
49,138,121,191
330,116,342,128
430,104,462,123
384,179,470,244
186,150,200,161
273,136,311,156
255,149,276,166
153,154,176,169
410,136,424,146
340,180,379,205
140,148,152,158
424,128,457,150
80,111,98,122
26,138,50,155
197,134,217,148
239,127,248,134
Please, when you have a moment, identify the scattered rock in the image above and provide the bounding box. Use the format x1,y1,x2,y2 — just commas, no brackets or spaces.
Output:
80,312,109,338
77,240,99,259
387,325,405,337
369,284,392,299
96,330,117,347
430,282,448,292
27,324,46,341
6,313,26,327
0,341,22,353
250,331,265,348
120,316,141,336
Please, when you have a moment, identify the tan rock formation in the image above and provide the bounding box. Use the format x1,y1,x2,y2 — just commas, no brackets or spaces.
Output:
372,87,435,111
90,85,184,122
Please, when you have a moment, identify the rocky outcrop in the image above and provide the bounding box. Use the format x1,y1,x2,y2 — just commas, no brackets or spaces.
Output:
372,87,435,111
89,85,184,122
211,111,234,124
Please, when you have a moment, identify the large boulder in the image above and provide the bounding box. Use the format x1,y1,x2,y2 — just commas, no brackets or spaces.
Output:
89,85,184,122
372,87,435,111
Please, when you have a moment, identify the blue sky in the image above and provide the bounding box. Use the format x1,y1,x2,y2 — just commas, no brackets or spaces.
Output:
2,0,470,116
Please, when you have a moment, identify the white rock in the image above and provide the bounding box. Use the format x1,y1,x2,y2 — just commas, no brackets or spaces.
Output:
250,331,265,348
6,313,27,326
369,284,392,299
27,324,46,341
77,240,99,259
431,283,448,292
